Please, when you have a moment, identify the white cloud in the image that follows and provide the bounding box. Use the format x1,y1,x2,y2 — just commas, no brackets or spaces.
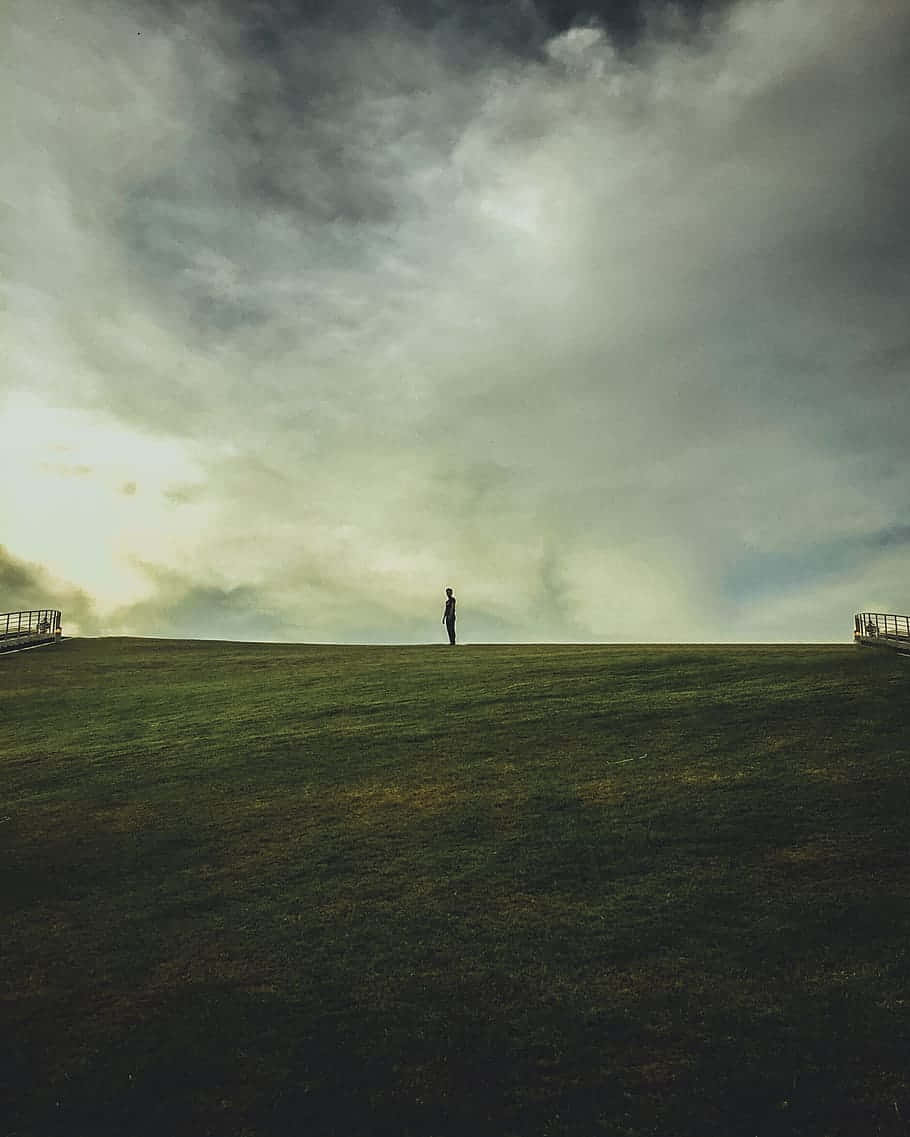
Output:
2,0,908,641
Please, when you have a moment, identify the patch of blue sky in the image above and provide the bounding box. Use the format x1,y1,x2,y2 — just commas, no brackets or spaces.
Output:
723,525,910,604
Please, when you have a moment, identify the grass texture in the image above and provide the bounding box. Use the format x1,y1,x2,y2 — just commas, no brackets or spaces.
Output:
2,638,909,1136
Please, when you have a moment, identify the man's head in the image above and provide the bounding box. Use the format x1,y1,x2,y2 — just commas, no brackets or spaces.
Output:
445,588,453,596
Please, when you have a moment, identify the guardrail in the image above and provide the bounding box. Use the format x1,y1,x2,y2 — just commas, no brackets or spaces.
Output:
0,609,62,653
854,612,910,652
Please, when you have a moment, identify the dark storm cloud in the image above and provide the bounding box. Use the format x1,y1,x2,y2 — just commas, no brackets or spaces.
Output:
0,546,44,600
195,0,730,56
4,0,910,641
112,565,293,641
0,546,100,634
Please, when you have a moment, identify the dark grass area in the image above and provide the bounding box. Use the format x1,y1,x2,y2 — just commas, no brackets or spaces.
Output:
2,638,909,1136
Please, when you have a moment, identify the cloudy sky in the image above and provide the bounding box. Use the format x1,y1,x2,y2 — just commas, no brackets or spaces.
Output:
2,0,908,643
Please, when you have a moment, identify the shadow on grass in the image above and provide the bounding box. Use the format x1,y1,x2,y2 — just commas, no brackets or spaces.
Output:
9,969,909,1137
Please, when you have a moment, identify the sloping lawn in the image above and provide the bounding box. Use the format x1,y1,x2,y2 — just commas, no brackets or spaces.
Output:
3,638,909,1136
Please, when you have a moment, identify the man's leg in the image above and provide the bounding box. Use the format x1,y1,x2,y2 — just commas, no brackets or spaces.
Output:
447,619,456,645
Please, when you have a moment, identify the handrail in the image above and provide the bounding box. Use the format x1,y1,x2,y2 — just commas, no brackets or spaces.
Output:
0,609,62,649
854,612,910,641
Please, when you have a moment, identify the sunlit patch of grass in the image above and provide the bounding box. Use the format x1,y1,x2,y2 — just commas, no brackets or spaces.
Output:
571,778,625,807
337,777,466,818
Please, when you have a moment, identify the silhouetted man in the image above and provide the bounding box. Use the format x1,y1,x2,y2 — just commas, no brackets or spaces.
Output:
443,587,456,644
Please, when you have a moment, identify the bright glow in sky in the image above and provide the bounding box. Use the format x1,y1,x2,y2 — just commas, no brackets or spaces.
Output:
1,392,210,608
2,0,909,641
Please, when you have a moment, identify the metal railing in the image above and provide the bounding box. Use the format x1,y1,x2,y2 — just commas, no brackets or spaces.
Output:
0,609,62,651
854,612,910,642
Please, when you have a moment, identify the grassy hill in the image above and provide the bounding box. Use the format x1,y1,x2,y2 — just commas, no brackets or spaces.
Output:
3,638,909,1136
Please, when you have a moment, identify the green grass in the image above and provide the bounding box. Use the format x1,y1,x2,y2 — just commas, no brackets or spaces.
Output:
2,638,909,1137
